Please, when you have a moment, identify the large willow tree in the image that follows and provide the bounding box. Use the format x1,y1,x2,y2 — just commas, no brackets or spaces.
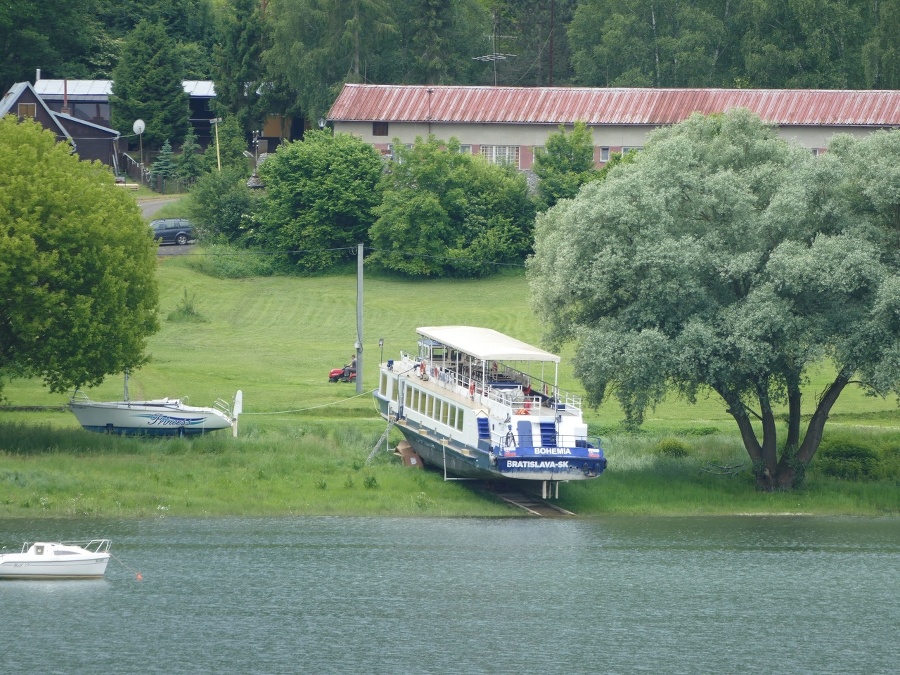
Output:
528,109,900,490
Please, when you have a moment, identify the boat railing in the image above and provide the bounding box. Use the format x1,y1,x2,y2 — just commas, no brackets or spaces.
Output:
69,389,92,403
82,539,111,553
213,398,233,418
387,353,582,414
19,539,111,553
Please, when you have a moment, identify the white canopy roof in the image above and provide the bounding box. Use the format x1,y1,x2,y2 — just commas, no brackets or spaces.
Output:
417,326,560,363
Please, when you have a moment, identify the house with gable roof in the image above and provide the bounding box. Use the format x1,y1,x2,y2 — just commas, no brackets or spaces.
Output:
0,81,121,169
327,84,900,169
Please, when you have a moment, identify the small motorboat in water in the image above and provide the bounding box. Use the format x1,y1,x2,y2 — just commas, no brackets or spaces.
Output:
0,539,111,579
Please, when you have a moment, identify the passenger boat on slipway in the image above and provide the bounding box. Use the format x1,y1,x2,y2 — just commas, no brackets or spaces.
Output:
374,326,606,498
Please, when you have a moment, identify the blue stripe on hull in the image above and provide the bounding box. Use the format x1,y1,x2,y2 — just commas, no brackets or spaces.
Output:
77,425,218,437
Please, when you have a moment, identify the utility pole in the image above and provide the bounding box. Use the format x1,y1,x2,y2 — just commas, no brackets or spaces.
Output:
356,243,364,394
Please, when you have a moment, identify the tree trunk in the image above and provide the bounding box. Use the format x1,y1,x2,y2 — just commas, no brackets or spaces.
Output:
773,367,853,489
755,380,779,491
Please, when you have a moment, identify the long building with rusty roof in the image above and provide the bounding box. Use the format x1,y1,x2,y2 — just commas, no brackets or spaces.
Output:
328,84,900,169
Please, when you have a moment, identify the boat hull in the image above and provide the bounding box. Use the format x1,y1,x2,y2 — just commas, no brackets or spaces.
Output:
385,407,607,483
69,399,233,436
0,556,110,579
0,541,111,579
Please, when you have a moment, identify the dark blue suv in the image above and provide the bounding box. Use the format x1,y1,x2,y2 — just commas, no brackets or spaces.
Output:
150,218,195,245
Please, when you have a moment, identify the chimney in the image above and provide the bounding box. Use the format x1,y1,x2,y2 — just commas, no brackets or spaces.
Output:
35,68,41,83
61,79,70,116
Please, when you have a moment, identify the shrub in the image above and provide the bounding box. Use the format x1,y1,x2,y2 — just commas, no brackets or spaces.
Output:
167,288,206,322
817,442,880,481
876,446,900,481
654,437,691,458
185,243,281,278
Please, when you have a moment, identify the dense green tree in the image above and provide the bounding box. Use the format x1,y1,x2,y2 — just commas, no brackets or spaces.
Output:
483,0,578,86
256,130,384,272
0,117,159,396
264,0,398,120
528,109,900,491
394,0,488,84
177,127,205,180
204,116,251,175
533,121,598,210
863,0,900,88
151,140,177,178
369,135,535,277
0,0,106,90
736,0,865,88
568,0,730,87
110,20,190,150
189,167,259,242
212,0,267,133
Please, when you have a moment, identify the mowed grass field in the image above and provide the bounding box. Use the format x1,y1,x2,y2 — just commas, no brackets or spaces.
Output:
2,249,899,517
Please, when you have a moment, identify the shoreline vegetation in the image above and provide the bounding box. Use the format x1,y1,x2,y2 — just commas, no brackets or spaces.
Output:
2,249,899,518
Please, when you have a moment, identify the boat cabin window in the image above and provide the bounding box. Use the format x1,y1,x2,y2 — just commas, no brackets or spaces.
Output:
35,545,44,555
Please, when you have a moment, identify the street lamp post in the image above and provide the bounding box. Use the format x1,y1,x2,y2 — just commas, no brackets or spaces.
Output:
210,118,222,171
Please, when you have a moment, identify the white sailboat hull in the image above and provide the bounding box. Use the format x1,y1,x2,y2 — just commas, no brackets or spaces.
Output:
0,541,111,579
69,393,240,436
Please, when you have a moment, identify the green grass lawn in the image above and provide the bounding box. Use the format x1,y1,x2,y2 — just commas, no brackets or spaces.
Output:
2,248,899,517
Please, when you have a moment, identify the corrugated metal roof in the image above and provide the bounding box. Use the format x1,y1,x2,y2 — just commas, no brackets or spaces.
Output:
34,79,113,100
328,84,900,127
33,79,215,99
183,80,216,97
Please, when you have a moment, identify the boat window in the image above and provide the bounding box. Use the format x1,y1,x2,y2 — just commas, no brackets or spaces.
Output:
35,545,44,555
456,408,464,431
380,373,387,396
448,406,456,428
441,401,450,425
391,377,399,402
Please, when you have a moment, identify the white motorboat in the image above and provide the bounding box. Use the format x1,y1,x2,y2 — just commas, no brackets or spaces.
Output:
374,326,607,499
69,389,243,437
0,539,111,579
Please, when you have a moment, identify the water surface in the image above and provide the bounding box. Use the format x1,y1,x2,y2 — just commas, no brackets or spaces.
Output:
1,516,897,674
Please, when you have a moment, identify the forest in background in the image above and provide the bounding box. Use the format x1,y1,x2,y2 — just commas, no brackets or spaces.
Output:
3,0,899,134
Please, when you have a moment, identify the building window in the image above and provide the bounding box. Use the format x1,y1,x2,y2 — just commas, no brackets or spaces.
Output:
457,145,473,155
621,146,643,155
18,103,36,119
480,145,520,167
373,121,388,136
600,147,610,162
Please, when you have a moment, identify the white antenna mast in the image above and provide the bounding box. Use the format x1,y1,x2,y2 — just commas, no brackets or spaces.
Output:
472,11,516,86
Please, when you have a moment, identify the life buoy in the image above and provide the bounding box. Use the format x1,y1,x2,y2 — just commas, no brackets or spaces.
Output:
515,408,529,415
